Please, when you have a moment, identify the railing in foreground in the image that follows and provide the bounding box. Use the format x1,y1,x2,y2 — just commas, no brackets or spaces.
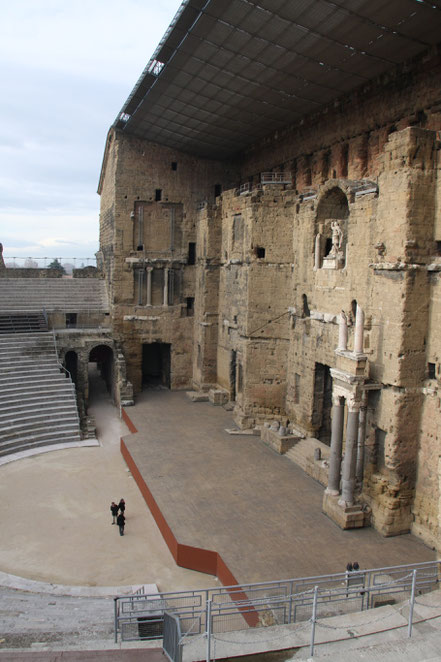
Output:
114,560,440,646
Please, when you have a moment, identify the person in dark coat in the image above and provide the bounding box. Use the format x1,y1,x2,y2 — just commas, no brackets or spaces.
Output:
110,502,118,524
118,498,126,514
117,512,125,536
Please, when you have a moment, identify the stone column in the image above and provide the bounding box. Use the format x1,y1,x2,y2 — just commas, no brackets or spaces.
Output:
137,269,144,306
314,234,321,270
326,392,345,495
163,267,169,307
338,311,348,351
340,398,360,506
356,392,368,487
354,304,364,354
146,266,153,307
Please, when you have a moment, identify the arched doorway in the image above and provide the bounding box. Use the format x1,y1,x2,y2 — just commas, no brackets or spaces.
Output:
88,344,114,403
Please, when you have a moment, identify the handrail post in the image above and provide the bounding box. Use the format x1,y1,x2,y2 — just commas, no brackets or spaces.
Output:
114,597,118,643
408,569,417,638
310,585,318,657
206,598,212,662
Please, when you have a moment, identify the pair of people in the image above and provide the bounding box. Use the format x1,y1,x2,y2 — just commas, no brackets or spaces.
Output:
110,499,126,535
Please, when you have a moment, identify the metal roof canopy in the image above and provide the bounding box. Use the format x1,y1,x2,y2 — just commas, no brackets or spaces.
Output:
115,0,441,160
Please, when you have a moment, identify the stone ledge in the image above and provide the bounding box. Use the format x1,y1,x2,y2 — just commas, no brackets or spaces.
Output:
261,424,304,454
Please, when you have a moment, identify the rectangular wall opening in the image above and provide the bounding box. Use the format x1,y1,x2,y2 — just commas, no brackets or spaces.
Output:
312,363,333,445
188,242,196,265
142,342,171,389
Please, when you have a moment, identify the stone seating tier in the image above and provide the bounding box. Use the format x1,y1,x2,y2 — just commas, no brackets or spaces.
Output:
0,332,81,457
0,278,109,312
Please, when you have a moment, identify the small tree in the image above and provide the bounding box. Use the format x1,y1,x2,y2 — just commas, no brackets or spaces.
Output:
47,258,66,274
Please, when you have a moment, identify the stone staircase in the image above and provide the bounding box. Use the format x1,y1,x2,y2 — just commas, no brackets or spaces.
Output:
285,437,330,486
0,312,48,334
0,332,81,458
0,278,108,312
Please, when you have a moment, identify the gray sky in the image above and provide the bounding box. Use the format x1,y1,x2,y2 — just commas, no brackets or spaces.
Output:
0,0,182,262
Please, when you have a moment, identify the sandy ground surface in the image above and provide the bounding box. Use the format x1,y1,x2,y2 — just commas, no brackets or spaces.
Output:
0,368,219,592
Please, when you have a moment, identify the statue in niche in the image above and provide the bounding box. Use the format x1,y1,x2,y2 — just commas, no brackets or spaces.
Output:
321,220,345,269
329,221,343,256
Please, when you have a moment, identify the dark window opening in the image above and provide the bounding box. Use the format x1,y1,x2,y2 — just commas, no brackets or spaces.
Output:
188,242,196,265
302,294,310,318
171,162,177,171
428,362,436,379
256,246,265,258
66,313,77,329
155,189,162,201
351,299,357,321
214,184,222,199
137,244,144,251
435,241,441,256
186,297,194,317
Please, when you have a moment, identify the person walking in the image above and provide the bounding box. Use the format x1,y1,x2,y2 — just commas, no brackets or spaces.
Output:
118,498,126,514
110,501,118,524
117,511,126,536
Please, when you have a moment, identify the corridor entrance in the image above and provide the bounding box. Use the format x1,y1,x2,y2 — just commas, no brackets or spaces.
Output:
88,344,114,402
142,343,171,388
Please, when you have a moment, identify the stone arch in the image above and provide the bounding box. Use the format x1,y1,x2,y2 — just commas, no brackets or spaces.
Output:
88,343,114,402
314,185,349,269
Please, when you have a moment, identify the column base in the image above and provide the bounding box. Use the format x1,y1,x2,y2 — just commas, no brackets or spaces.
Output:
322,492,367,530
325,487,340,497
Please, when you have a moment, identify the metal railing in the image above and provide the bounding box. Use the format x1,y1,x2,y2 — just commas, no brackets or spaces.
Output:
114,560,440,644
260,172,292,184
2,256,97,270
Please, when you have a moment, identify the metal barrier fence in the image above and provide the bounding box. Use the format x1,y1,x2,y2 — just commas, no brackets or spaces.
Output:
114,560,440,644
163,612,183,662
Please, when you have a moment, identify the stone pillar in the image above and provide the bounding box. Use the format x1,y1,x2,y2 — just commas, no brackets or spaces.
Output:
137,269,144,306
163,267,169,307
146,266,153,307
356,392,368,487
338,311,348,351
314,234,321,270
354,304,364,354
340,399,360,506
326,393,345,495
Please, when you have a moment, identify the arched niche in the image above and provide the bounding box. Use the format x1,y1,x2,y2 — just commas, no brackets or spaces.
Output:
88,344,114,402
314,186,349,270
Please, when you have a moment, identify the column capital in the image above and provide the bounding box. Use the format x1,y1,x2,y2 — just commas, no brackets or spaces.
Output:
346,394,361,412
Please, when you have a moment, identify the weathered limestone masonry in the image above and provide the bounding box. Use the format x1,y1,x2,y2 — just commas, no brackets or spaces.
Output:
100,48,441,549
98,131,237,392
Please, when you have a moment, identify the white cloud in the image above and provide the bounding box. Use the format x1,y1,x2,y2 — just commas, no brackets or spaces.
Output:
0,0,182,259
